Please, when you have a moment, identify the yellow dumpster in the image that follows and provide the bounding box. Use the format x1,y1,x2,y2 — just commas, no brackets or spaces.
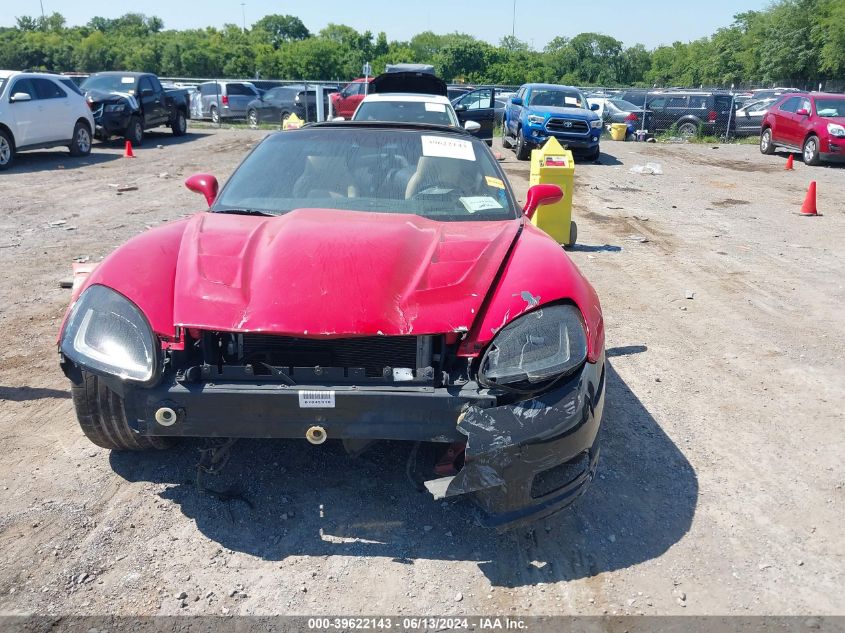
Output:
610,123,628,141
529,136,576,246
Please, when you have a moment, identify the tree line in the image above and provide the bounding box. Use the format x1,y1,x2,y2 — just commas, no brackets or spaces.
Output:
1,0,843,88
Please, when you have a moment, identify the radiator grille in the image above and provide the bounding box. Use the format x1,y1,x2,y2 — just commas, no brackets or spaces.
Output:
546,118,589,133
240,334,421,377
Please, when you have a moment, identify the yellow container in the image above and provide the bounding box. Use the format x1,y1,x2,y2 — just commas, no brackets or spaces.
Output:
282,113,303,130
610,123,628,141
529,137,576,246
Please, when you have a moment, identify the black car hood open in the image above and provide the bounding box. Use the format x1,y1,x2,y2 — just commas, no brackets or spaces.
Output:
369,72,447,97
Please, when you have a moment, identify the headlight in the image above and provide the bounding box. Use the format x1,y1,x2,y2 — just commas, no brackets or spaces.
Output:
104,104,126,113
828,123,845,138
479,304,587,387
590,120,603,129
527,115,545,125
60,285,157,382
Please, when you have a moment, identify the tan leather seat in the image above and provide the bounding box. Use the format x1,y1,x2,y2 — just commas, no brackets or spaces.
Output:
405,156,478,199
293,155,358,199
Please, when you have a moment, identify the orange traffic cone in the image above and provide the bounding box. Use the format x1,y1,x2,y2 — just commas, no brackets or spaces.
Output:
124,140,135,158
799,181,819,216
785,154,794,170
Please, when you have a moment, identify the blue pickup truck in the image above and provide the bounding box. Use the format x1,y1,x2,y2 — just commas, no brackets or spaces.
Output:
502,83,602,160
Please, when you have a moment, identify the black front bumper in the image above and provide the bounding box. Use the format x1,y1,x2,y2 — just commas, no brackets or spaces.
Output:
118,354,605,529
93,111,131,139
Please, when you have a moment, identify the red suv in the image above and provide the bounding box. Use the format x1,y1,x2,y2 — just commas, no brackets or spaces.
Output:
330,77,374,119
760,92,845,165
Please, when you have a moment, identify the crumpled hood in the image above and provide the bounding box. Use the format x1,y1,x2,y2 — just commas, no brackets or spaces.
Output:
84,89,129,105
172,209,521,336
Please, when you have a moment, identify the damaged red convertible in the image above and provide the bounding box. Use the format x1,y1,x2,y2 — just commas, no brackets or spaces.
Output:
58,122,605,529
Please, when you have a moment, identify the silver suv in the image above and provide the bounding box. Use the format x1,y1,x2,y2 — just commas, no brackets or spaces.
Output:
193,81,261,123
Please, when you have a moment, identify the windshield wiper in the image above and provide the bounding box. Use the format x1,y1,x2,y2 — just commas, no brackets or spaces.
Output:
214,208,274,217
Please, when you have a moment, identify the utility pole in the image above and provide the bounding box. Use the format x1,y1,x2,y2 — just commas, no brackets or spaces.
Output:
39,0,45,21
512,0,516,38
241,3,246,32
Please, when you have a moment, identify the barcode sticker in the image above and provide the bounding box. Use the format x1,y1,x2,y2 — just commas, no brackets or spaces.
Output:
298,390,335,408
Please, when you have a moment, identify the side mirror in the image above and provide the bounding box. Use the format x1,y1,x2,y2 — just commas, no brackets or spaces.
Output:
10,92,32,103
464,120,481,132
510,97,523,106
140,88,154,97
523,184,562,220
454,104,468,112
796,108,809,116
590,103,600,111
185,173,219,207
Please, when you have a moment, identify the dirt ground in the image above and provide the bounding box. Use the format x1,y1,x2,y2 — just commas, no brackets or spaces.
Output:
0,126,843,618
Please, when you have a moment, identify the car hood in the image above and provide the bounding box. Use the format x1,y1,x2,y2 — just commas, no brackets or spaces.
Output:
527,106,596,120
84,89,130,105
171,209,520,336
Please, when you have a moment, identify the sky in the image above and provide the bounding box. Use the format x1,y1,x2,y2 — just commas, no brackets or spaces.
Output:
2,0,772,49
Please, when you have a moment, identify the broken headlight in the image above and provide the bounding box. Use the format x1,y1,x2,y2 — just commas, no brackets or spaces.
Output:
479,304,587,386
60,285,157,382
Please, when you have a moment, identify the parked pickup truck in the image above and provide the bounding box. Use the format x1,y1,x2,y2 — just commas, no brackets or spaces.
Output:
80,72,189,145
502,83,602,160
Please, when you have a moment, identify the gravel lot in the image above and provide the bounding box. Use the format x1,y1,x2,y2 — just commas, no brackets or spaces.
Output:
0,127,843,618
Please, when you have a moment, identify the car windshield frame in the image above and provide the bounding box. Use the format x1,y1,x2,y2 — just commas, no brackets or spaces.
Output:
81,74,137,94
814,98,845,118
528,88,586,109
353,100,459,127
211,126,520,223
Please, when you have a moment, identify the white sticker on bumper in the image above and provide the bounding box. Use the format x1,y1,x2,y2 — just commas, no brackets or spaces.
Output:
298,390,335,408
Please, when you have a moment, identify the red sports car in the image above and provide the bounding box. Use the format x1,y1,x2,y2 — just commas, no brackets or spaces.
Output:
760,92,845,165
58,122,606,529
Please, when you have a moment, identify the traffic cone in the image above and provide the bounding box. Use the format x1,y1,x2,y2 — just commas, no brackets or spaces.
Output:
799,181,819,216
785,154,794,170
123,140,135,158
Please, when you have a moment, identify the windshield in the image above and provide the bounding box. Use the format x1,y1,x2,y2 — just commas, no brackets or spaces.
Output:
353,100,458,126
80,75,137,94
528,89,585,108
815,98,845,117
212,127,518,221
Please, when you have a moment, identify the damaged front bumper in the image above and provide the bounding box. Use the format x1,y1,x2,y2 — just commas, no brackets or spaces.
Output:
425,353,605,529
103,353,605,530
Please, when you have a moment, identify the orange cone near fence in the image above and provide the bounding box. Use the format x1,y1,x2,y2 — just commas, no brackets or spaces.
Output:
785,154,794,170
124,140,135,158
799,181,819,216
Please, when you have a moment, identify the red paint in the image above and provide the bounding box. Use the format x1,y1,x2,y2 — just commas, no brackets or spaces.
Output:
522,184,563,220
762,92,845,162
61,209,604,365
185,174,219,207
330,77,374,119
458,222,605,363
172,209,518,336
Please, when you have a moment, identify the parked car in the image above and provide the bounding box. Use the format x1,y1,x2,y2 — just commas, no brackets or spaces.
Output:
0,70,95,170
81,72,189,145
447,86,472,101
451,87,498,144
734,97,778,137
502,83,602,160
57,120,606,531
330,77,373,119
644,90,736,137
760,92,845,165
590,98,650,139
247,85,333,126
194,81,261,123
